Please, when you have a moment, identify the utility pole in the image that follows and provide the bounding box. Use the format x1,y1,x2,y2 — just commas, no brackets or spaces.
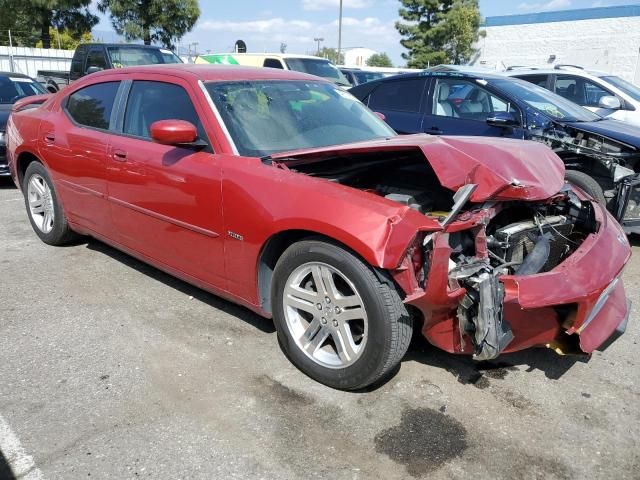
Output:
337,0,343,65
8,30,14,73
314,37,324,56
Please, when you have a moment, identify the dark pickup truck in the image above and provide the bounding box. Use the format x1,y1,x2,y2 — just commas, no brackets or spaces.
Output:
37,43,183,92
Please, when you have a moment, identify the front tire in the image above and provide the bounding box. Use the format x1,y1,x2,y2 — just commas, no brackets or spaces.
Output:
271,239,413,390
565,170,606,204
23,161,76,245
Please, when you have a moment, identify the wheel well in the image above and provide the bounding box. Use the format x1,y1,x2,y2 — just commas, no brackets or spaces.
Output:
257,229,382,315
16,152,42,187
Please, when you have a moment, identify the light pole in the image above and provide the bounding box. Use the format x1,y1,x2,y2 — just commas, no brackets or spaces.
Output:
337,0,343,65
314,37,324,56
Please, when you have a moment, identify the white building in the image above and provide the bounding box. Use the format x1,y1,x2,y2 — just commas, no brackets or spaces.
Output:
472,5,640,83
343,47,378,68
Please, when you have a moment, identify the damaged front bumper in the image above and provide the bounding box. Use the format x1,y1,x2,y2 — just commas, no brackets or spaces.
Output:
398,197,632,360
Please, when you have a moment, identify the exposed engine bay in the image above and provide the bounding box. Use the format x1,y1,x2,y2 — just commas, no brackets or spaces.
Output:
281,148,598,361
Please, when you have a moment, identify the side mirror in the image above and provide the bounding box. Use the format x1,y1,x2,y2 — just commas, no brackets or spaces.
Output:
598,95,621,110
486,111,519,128
150,120,198,146
373,111,386,121
86,66,103,75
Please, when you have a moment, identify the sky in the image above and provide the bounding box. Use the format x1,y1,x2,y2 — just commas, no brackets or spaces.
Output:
93,0,639,65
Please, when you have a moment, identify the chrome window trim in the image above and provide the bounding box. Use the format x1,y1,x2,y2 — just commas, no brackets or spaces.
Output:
198,80,239,155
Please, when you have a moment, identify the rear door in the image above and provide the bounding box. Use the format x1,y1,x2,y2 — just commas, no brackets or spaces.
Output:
421,76,525,138
106,76,226,287
365,77,427,134
40,80,121,233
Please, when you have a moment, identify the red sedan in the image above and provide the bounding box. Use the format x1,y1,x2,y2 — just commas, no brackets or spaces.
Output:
6,65,631,390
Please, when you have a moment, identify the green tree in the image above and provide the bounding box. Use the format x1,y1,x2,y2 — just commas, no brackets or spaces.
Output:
366,52,393,68
317,46,344,65
36,28,92,49
0,0,97,48
98,0,200,49
396,0,482,68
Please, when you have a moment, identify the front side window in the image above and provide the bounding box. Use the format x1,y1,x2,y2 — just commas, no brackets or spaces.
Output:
86,48,107,71
555,75,611,107
123,81,206,141
432,78,519,121
106,47,182,68
206,80,395,157
368,78,425,113
490,78,601,122
66,82,120,129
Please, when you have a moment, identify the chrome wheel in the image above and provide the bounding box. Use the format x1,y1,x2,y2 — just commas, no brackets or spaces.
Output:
283,262,368,369
27,174,55,234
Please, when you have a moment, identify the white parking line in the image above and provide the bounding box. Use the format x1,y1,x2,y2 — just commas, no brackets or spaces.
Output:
0,415,45,480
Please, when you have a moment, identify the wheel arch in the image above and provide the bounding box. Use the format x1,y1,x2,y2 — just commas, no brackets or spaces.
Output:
16,150,45,189
256,229,396,315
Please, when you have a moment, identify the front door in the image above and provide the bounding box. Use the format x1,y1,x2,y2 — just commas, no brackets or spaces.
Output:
107,78,226,288
422,77,525,138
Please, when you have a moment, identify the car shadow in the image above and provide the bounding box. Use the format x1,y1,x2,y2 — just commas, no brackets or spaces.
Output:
0,448,16,480
0,177,17,189
84,239,276,334
628,233,640,247
403,333,587,386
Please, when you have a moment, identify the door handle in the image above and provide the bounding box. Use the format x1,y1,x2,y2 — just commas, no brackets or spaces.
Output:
424,127,443,135
44,133,55,143
112,149,127,162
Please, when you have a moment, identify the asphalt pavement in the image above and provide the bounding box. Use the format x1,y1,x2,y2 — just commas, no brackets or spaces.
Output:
1,178,639,479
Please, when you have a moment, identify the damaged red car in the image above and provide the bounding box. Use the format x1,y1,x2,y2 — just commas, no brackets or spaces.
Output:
7,65,632,390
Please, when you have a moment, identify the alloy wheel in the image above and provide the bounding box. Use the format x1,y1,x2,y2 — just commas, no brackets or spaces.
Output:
27,174,55,234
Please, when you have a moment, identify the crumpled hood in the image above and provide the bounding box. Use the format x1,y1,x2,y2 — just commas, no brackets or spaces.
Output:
271,134,565,202
564,118,640,150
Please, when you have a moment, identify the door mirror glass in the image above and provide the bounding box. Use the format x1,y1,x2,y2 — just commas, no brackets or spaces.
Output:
486,111,519,127
150,120,198,145
598,95,621,110
86,66,103,75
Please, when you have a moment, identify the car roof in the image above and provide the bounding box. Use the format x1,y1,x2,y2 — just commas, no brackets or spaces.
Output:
207,53,328,60
84,43,171,49
88,64,329,83
0,71,32,78
503,67,611,77
362,69,509,82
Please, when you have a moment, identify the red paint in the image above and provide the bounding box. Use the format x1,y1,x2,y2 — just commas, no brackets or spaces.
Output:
6,65,631,358
150,120,198,145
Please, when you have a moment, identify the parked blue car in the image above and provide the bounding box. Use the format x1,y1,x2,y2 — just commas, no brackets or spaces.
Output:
350,70,640,232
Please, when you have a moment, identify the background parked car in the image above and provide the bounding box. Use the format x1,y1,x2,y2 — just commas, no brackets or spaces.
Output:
340,68,386,87
37,43,183,93
0,72,48,177
504,65,640,127
349,70,640,233
197,53,352,87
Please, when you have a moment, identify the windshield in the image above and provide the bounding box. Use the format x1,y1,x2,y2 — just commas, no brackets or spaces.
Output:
491,78,601,122
0,75,46,104
206,80,396,157
285,58,351,86
601,75,640,102
352,71,386,85
106,46,182,68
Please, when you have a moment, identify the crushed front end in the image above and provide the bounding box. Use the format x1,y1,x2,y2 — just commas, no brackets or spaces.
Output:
397,186,632,360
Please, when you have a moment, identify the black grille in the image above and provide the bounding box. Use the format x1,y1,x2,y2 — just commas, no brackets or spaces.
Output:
496,218,574,273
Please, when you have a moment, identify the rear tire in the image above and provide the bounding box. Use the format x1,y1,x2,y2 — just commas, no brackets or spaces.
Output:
271,239,413,390
22,161,77,246
565,170,606,204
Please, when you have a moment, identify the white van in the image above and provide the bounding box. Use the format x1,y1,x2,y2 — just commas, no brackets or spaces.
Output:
196,53,351,87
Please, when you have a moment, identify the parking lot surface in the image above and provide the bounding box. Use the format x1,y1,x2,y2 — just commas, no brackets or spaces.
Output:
1,179,639,479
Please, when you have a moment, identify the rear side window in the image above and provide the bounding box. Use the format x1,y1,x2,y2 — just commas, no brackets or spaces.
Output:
70,46,87,76
123,81,207,141
515,74,549,88
263,58,284,69
66,82,120,129
368,78,425,112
